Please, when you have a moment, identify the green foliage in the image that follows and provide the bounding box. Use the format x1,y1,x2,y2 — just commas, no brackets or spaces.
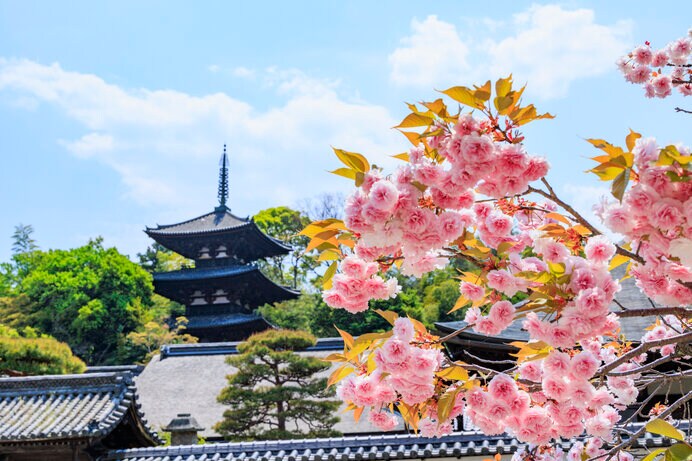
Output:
0,323,85,375
11,223,38,255
120,316,197,364
254,207,316,289
137,242,193,273
0,238,153,365
215,329,340,441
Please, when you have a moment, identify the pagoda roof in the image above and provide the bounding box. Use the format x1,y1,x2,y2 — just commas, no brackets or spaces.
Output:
145,208,291,261
146,208,251,236
152,265,300,307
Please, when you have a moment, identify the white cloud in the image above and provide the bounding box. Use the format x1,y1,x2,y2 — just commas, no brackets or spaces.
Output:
389,15,470,88
488,5,633,98
60,133,114,159
207,64,220,73
232,66,255,78
0,59,404,218
389,5,633,98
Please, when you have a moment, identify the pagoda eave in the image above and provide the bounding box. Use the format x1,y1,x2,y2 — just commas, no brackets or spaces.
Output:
153,266,300,307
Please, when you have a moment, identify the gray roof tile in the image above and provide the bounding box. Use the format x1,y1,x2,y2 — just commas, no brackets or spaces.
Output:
0,372,161,445
100,424,676,461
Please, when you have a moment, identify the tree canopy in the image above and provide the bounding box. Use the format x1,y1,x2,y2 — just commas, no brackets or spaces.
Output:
0,238,153,364
0,324,85,376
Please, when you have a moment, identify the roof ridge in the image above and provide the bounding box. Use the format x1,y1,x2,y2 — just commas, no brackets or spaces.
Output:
147,209,249,231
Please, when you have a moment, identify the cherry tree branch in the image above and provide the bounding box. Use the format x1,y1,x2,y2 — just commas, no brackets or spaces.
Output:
616,307,692,318
591,391,692,461
597,331,692,376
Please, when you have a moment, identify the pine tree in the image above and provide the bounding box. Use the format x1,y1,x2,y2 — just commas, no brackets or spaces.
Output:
215,330,340,441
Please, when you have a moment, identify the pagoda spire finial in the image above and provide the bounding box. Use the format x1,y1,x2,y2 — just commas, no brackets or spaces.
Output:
217,144,229,210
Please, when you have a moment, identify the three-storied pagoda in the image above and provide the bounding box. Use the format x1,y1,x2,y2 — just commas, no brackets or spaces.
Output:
145,146,300,342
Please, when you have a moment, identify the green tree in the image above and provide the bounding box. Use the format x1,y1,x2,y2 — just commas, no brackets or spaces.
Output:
137,242,193,273
0,238,153,364
215,329,340,441
11,223,38,255
254,207,316,289
0,324,86,375
120,317,197,364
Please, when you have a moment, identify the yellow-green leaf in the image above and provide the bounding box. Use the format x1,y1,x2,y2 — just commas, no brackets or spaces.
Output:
322,261,338,290
395,112,434,129
330,167,357,180
440,85,483,109
392,152,410,162
333,148,370,173
495,75,513,98
646,419,685,441
667,443,692,461
611,169,630,201
334,325,354,350
626,129,642,152
327,364,354,387
375,309,399,326
641,448,666,461
436,365,469,381
608,253,630,272
437,387,461,422
474,80,491,102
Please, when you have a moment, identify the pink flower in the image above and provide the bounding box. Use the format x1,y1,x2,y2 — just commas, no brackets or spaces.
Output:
485,212,513,236
652,74,673,97
369,180,399,212
454,114,480,136
584,235,616,265
519,361,543,382
651,199,683,230
488,373,518,403
381,339,409,364
633,45,653,64
460,133,495,164
534,238,570,263
487,269,519,296
651,49,669,67
570,351,599,379
459,282,485,301
393,317,415,342
544,350,571,375
368,410,399,431
488,300,515,327
438,211,465,242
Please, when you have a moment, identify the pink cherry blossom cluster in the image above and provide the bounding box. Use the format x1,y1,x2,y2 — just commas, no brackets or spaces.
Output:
458,235,621,348
596,137,692,306
464,348,639,446
331,113,549,310
337,318,447,431
322,255,401,313
617,31,692,98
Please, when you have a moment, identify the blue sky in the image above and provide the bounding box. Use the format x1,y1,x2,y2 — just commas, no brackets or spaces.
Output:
0,1,690,262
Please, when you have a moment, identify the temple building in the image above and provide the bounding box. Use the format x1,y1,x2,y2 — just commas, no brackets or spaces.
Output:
145,146,299,342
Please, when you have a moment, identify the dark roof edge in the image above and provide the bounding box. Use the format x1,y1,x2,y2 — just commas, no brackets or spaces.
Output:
145,209,250,232
160,337,344,358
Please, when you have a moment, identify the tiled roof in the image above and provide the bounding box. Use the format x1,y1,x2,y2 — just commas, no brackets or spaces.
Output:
101,425,673,461
185,312,270,330
146,209,251,236
160,337,344,358
0,372,160,445
153,264,257,282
